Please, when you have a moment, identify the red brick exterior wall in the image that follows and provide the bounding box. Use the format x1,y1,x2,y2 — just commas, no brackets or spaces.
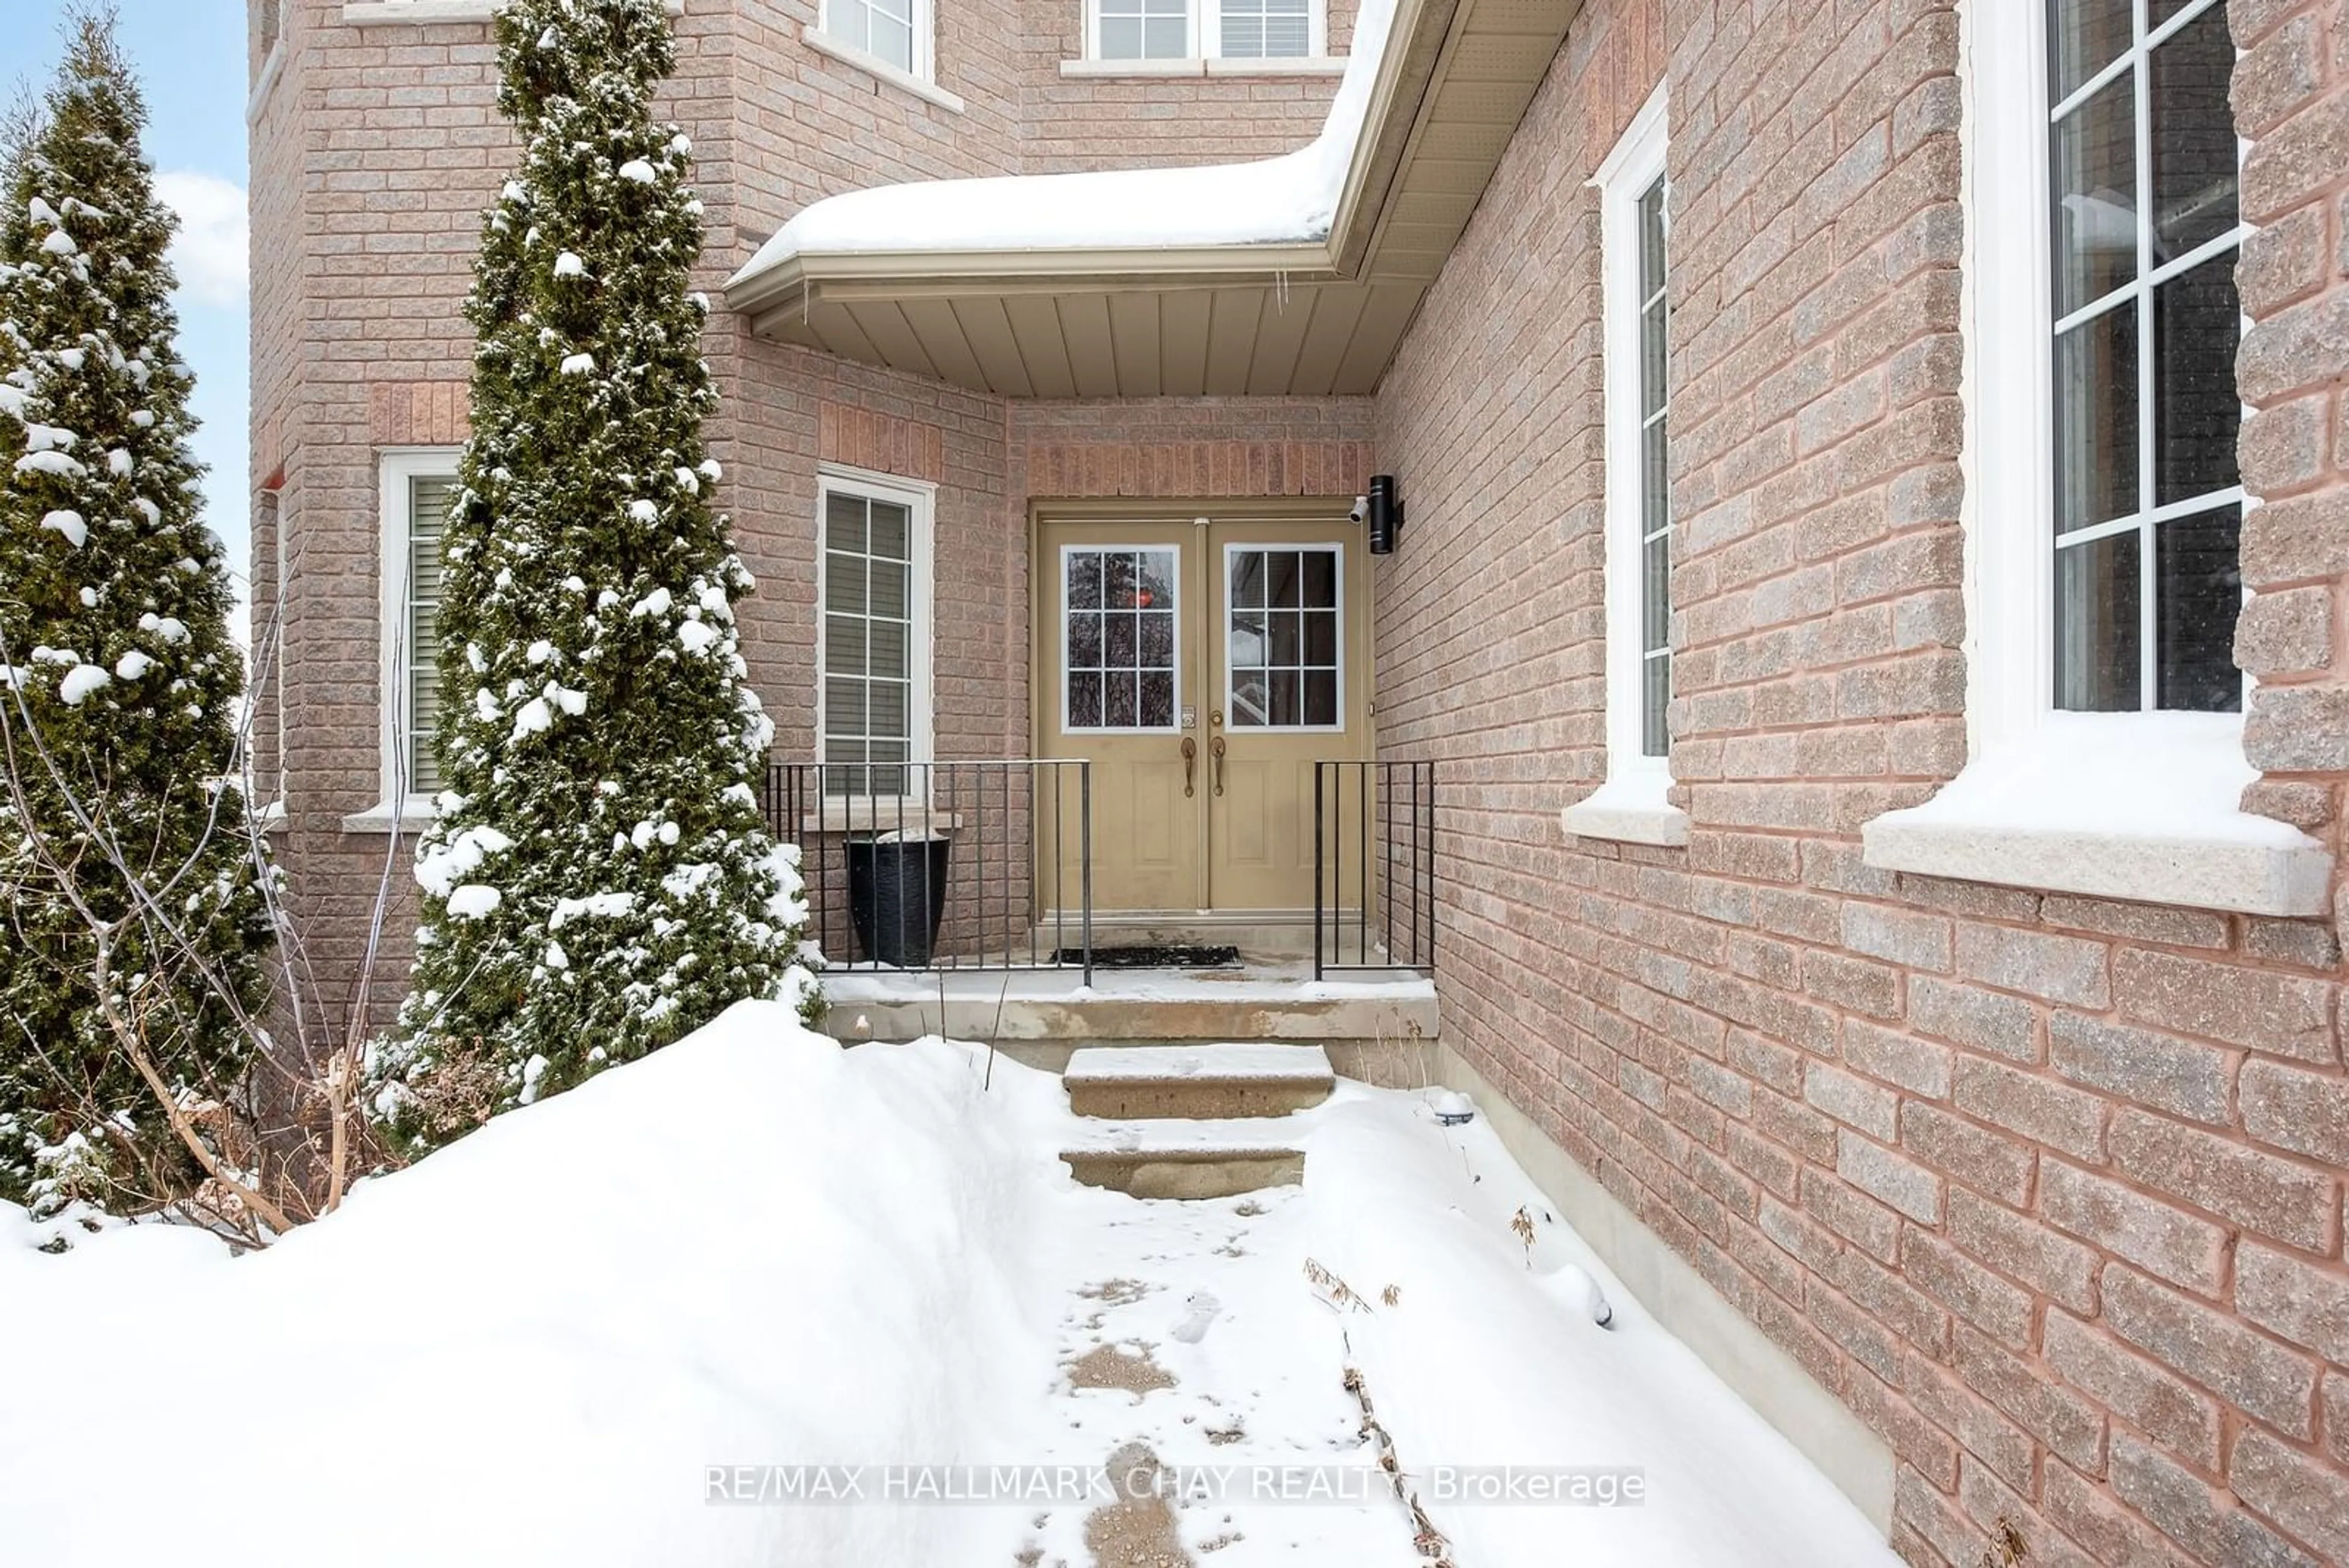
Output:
255,0,2349,1561
2236,0,2349,879
250,0,1354,1013
1372,1,2349,1564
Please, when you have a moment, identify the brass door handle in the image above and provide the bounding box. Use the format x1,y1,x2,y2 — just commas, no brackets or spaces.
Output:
1181,736,1197,797
1210,735,1226,797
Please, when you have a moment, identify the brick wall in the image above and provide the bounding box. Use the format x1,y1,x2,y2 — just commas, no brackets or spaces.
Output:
253,0,1355,1021
2236,0,2349,886
1015,0,1352,175
1373,0,2349,1564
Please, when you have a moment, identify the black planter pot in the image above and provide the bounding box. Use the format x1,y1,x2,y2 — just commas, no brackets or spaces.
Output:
845,834,952,967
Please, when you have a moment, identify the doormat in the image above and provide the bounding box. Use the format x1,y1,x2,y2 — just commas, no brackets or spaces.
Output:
1052,945,1242,970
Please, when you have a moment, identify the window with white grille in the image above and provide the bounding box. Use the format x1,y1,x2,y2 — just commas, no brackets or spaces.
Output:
822,0,929,77
818,469,934,796
1088,0,1323,61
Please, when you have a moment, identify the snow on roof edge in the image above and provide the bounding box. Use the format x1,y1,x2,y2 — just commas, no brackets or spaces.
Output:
728,0,1400,291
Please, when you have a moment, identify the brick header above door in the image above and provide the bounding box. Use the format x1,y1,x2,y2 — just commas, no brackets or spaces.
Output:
1022,439,1375,499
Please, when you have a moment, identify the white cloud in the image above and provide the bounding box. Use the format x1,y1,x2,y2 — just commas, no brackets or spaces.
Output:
155,169,248,311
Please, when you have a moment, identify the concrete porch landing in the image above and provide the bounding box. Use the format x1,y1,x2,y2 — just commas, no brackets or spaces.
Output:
818,961,1437,1083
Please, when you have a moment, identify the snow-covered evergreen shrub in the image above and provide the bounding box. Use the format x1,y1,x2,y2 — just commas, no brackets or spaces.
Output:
0,16,275,1211
374,0,816,1154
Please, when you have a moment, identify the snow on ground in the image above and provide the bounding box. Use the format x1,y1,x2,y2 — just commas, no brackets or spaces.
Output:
0,1006,1056,1567
0,1006,1894,1567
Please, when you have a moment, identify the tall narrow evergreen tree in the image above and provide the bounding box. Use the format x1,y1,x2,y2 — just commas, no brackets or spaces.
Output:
0,12,274,1209
375,0,814,1151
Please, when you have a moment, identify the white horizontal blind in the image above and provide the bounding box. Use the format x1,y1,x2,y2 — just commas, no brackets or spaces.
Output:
405,475,453,796
1220,0,1309,57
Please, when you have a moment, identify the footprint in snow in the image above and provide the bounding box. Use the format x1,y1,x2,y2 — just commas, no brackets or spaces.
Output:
1170,1291,1220,1343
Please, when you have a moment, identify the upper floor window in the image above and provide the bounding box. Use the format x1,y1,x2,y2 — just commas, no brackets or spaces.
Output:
822,0,929,78
2045,0,2243,712
1090,0,1322,61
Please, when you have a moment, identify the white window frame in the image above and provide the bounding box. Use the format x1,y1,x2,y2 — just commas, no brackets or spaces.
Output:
1058,543,1186,737
815,464,936,799
1220,540,1345,735
1082,0,1327,64
815,0,937,85
1564,84,1688,849
357,447,461,831
1971,0,2251,746
1861,0,2329,917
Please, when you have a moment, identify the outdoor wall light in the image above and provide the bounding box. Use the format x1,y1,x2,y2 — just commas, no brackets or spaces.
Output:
1365,474,1404,555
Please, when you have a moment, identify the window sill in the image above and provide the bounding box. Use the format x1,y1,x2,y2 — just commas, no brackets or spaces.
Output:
1058,56,1348,78
343,798,437,835
798,800,965,836
245,40,286,125
1861,713,2332,917
343,0,681,20
802,26,966,114
1561,773,1690,847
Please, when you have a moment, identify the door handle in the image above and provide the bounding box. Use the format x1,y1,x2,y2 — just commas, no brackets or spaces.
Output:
1181,736,1197,798
1210,735,1226,797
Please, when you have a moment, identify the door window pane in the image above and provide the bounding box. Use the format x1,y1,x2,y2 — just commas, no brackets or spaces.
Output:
1065,548,1179,732
1304,672,1337,726
1068,671,1103,728
2044,0,2244,713
1226,546,1341,729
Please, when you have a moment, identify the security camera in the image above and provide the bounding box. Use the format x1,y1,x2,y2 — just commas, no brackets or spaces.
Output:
1349,495,1369,525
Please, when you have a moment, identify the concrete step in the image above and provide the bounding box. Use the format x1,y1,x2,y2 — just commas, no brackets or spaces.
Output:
1064,1042,1335,1120
1061,1118,1306,1199
821,965,1437,1053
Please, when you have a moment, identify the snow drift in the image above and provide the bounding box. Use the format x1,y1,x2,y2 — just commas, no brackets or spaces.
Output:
1296,1093,1898,1565
0,1004,1061,1568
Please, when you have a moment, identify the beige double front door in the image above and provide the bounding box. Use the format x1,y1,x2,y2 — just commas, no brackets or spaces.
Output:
1037,510,1368,918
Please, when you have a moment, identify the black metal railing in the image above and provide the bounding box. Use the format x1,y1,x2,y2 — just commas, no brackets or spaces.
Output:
762,760,1092,981
1313,759,1437,979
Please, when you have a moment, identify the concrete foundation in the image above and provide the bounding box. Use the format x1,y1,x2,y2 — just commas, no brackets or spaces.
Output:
1434,1044,1898,1536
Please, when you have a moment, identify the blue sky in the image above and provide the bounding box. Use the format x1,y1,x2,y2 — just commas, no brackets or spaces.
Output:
2,2,251,625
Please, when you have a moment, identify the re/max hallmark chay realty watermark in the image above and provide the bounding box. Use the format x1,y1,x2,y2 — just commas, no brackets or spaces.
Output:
703,1465,1647,1507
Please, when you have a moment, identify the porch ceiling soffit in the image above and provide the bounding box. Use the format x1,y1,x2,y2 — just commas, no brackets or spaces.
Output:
725,0,1579,399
